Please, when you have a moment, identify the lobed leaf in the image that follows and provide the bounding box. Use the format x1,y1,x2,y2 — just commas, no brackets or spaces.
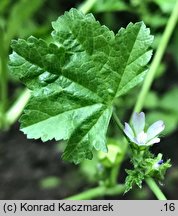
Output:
9,8,153,163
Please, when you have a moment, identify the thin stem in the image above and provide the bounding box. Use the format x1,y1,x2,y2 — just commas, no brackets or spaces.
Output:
0,26,8,129
6,89,31,127
65,184,125,200
145,178,167,200
134,0,178,113
111,111,130,188
109,166,119,186
79,0,97,14
112,111,124,131
113,111,130,143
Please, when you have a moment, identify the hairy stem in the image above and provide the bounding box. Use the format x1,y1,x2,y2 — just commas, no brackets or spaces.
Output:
134,0,178,113
65,184,125,200
79,0,97,14
145,178,167,200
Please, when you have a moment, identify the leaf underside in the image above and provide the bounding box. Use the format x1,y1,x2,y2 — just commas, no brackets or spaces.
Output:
9,8,153,163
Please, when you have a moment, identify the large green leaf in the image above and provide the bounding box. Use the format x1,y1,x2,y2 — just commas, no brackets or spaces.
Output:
9,8,153,163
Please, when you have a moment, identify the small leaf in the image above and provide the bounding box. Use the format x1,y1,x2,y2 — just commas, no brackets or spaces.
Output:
125,169,144,193
98,139,123,167
144,91,159,109
159,87,178,113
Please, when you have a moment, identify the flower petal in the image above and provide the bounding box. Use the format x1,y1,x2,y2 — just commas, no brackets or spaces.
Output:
133,138,140,145
132,112,145,135
135,131,147,145
124,123,134,142
146,120,165,141
146,137,160,146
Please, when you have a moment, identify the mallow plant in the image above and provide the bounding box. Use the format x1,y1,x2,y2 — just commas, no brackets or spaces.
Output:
8,7,177,199
123,112,170,193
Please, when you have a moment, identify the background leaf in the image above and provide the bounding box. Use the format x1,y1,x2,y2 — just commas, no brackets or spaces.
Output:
6,0,44,42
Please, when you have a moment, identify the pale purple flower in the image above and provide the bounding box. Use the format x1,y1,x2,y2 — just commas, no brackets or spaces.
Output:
124,112,165,146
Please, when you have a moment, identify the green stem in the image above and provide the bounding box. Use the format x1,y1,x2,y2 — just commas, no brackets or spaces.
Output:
111,112,126,187
113,111,131,143
112,111,124,131
65,184,125,200
6,88,31,127
134,0,178,113
79,0,97,14
0,26,8,129
109,166,119,186
145,178,167,200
